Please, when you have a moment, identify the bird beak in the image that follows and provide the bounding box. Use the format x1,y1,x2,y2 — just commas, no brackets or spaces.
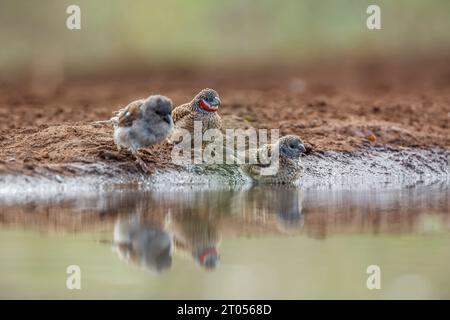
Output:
298,144,306,154
210,96,221,107
163,114,172,124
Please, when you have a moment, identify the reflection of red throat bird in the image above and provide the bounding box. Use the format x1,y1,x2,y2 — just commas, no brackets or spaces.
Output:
167,209,221,270
199,247,218,266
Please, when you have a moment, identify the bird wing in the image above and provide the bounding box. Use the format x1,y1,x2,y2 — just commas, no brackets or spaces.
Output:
241,144,273,178
115,99,144,127
242,163,262,178
171,103,192,123
247,144,273,165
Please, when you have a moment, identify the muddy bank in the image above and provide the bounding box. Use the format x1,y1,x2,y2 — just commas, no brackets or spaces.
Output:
0,56,449,186
0,148,449,203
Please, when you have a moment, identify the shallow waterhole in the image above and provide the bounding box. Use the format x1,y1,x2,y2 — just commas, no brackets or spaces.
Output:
0,179,449,299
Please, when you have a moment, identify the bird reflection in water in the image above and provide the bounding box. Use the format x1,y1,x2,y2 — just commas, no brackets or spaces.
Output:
167,208,221,270
274,187,304,233
113,215,173,273
235,186,304,234
111,186,304,272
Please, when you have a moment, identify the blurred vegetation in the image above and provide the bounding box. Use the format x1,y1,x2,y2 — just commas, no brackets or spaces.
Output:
0,0,450,78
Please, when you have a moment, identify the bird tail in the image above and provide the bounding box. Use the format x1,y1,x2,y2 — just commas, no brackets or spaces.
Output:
92,120,111,124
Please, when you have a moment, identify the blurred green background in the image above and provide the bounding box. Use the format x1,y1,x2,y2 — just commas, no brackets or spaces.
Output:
0,0,450,78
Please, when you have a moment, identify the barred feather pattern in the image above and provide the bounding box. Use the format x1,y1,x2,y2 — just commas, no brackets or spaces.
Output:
172,103,222,134
242,147,304,184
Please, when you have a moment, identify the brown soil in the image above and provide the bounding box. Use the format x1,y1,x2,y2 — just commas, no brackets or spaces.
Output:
1,55,449,176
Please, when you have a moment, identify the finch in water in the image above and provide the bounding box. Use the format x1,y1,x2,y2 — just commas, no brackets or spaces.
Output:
241,135,306,184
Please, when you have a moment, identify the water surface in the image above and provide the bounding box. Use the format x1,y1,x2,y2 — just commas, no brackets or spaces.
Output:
0,182,449,299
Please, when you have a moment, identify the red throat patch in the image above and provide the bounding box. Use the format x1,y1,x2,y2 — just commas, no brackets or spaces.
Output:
199,99,218,112
199,247,218,265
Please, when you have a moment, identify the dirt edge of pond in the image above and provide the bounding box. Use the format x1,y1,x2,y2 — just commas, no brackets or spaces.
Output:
1,58,450,192
0,147,449,204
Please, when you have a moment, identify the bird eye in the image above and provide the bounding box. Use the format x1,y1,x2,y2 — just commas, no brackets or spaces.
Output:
289,143,295,148
155,109,167,116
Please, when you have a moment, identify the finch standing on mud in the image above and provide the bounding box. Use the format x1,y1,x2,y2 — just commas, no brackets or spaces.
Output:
169,88,222,143
109,95,174,172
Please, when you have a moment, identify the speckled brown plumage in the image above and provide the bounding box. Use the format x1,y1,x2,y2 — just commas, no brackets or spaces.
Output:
172,102,222,133
170,89,222,142
242,135,306,184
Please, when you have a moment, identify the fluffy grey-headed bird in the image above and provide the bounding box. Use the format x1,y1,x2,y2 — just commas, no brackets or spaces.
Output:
111,95,174,172
241,135,306,184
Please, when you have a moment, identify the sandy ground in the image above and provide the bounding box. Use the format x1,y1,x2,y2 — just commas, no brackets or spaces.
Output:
0,55,449,177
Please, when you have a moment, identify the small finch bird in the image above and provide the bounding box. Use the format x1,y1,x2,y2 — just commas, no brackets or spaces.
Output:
170,88,222,143
241,135,306,184
110,95,174,172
